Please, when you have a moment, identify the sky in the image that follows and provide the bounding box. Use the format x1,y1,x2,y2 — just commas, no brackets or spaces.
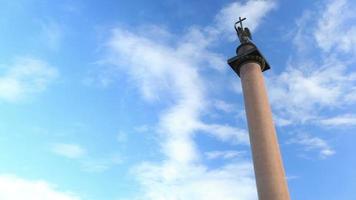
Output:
0,0,356,199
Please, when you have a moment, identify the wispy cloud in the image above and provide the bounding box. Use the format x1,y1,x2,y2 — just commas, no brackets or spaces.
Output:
213,100,235,113
134,125,151,133
51,143,86,159
199,124,249,145
267,0,356,126
0,57,58,102
214,0,277,39
287,133,335,159
97,0,276,199
319,114,356,126
268,60,356,124
205,150,245,160
51,143,121,173
0,175,81,200
116,131,128,143
133,161,256,200
314,0,356,54
81,154,123,173
41,21,63,50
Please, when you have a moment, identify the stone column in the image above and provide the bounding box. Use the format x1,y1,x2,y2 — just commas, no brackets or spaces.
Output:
228,18,291,199
239,58,290,200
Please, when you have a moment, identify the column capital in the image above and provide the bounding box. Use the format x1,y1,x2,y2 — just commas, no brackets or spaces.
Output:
227,42,270,77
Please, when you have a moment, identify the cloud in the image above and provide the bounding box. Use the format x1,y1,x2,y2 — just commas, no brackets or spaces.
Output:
319,114,356,126
116,131,128,143
287,133,335,159
0,175,80,200
267,0,356,125
98,0,276,199
41,21,63,50
133,162,257,200
272,114,292,127
80,154,123,173
213,100,235,113
51,143,122,172
268,0,356,153
51,143,86,159
134,125,151,133
0,57,58,102
314,0,356,54
199,124,249,145
205,150,245,160
214,0,276,39
268,60,356,123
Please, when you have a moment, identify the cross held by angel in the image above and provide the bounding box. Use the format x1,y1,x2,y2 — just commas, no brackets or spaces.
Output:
235,17,252,44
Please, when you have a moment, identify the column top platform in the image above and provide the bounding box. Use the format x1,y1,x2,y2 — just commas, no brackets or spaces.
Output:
227,43,270,77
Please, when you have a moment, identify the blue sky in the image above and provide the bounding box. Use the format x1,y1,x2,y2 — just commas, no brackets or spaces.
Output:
0,0,356,199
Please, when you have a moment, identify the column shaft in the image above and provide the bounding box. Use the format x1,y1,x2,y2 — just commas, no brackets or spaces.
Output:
240,62,290,200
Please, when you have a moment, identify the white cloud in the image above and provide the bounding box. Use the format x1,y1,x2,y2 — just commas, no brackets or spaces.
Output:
134,162,257,200
268,60,356,123
97,1,275,199
205,150,245,160
0,57,58,102
81,154,123,173
199,124,249,145
116,131,128,143
292,0,356,55
51,143,121,172
51,143,86,159
213,100,235,113
0,175,80,200
214,0,276,39
268,0,356,125
287,133,335,159
273,114,292,127
231,78,243,94
134,125,151,133
319,114,356,126
41,21,63,50
291,10,315,54
314,0,356,54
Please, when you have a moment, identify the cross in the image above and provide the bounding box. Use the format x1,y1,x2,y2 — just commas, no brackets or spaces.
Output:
235,17,246,32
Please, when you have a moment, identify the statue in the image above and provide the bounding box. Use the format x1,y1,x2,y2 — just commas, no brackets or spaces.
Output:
228,17,270,76
234,17,252,44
